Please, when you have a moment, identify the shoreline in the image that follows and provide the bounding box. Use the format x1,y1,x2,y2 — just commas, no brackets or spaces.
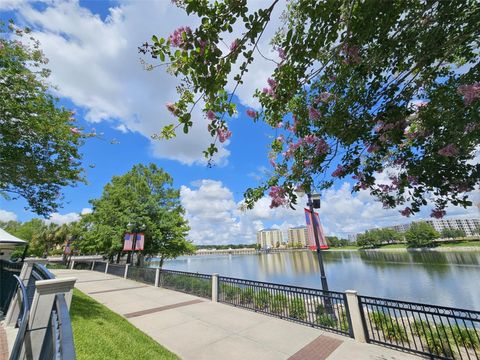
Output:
326,246,480,252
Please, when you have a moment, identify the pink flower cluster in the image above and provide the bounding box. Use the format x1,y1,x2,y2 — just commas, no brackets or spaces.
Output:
217,128,232,143
246,109,257,119
366,143,380,153
166,102,176,114
277,48,286,60
262,78,277,97
438,144,459,157
269,186,287,208
464,122,477,134
169,26,191,48
331,165,345,178
206,110,216,120
315,92,333,103
431,209,446,219
457,83,480,106
400,207,413,217
230,39,239,52
308,107,321,120
315,138,329,155
70,127,81,135
342,44,361,64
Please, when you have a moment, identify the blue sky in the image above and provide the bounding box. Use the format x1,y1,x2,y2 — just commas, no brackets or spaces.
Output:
0,0,478,244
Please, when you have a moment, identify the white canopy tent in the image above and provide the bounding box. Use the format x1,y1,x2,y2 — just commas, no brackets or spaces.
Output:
0,228,26,260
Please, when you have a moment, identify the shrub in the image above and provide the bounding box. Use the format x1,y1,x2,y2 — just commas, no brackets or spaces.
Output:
315,303,326,316
317,314,337,328
450,326,480,349
339,310,350,332
253,290,271,310
411,319,428,336
424,331,454,357
221,284,240,301
370,311,390,329
240,288,255,304
289,298,306,320
270,294,288,314
383,322,409,342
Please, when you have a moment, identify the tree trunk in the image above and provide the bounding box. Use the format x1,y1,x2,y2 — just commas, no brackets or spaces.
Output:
116,251,121,264
159,256,164,269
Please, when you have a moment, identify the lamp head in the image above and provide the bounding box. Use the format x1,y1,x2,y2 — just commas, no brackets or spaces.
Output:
311,193,321,209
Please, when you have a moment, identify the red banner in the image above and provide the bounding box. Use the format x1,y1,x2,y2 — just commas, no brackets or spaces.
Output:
304,208,329,250
123,233,134,251
135,233,145,251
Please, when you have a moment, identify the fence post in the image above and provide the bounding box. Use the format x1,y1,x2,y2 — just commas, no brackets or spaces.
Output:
91,261,95,271
26,277,77,359
155,268,160,287
105,262,109,274
5,259,46,326
124,264,129,279
211,273,219,302
70,260,75,270
345,290,367,343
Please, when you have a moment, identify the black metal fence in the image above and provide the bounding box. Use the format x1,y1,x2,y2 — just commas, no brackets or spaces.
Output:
359,295,480,359
72,261,92,270
126,266,156,285
92,261,106,273
159,269,211,299
107,264,126,277
0,260,23,314
218,276,352,336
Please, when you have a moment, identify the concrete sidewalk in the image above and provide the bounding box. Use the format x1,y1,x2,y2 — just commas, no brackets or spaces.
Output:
54,269,421,360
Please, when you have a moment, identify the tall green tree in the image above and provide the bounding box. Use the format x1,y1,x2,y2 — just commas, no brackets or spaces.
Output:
405,222,439,248
0,22,85,215
80,164,192,265
143,0,479,218
440,228,466,240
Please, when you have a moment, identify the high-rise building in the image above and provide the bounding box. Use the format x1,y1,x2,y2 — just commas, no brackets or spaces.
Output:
257,229,283,249
364,217,480,237
287,227,309,247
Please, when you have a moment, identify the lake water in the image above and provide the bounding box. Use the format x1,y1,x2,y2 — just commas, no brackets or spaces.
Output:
152,250,480,310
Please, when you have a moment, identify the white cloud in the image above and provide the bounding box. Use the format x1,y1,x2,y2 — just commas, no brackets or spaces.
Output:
46,211,80,225
80,207,92,215
10,0,230,165
0,209,18,222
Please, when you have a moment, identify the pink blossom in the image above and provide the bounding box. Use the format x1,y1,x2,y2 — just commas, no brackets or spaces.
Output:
464,122,477,134
438,144,459,157
206,110,216,120
198,38,207,54
316,92,333,103
400,207,413,217
268,186,287,208
342,44,361,64
169,26,191,48
457,83,480,105
70,127,81,135
0,43,4,51
303,134,318,145
217,128,232,143
166,102,176,114
331,165,345,178
366,143,380,153
262,87,274,97
269,157,276,168
276,122,283,129
230,39,239,52
304,159,312,166
246,109,257,119
315,138,329,155
267,78,277,90
276,135,285,142
277,48,286,60
308,107,321,120
378,184,391,193
431,209,446,219
407,175,419,185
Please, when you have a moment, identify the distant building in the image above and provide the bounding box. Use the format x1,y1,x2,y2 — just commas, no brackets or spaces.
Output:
347,234,357,242
288,227,308,247
364,217,480,237
257,229,283,249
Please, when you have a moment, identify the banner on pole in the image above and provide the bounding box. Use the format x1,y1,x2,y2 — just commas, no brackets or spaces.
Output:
64,241,71,255
135,233,145,251
123,233,134,251
304,208,329,250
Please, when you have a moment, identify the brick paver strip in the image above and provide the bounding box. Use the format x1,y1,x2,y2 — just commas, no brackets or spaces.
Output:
0,325,8,360
89,285,149,294
288,335,343,360
77,278,119,283
124,299,204,318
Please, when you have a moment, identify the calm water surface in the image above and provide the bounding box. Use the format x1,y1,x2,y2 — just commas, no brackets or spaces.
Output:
152,250,480,310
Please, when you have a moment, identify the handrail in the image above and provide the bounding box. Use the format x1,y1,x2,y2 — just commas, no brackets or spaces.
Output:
8,275,30,360
54,294,76,359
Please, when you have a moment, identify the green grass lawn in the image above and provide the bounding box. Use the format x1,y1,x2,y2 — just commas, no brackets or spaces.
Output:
326,240,480,251
70,289,179,360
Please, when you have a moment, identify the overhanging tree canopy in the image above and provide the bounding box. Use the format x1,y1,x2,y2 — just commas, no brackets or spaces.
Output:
0,22,85,215
143,0,480,218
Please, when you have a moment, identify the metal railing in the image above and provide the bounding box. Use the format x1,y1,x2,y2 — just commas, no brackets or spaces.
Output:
107,263,126,277
159,269,211,299
0,260,23,314
218,276,352,336
92,261,106,273
8,275,30,360
359,295,480,359
72,261,92,270
126,266,156,285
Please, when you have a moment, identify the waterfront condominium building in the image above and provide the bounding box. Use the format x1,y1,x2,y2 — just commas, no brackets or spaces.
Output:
366,217,480,237
288,227,309,247
257,229,283,249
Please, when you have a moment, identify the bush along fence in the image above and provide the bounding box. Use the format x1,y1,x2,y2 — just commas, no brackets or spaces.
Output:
72,260,480,360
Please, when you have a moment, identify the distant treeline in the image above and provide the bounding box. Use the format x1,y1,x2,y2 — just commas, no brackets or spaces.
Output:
196,244,258,250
